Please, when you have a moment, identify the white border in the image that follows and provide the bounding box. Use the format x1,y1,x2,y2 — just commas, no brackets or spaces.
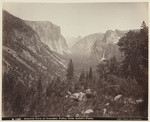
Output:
0,0,149,122
1,0,149,3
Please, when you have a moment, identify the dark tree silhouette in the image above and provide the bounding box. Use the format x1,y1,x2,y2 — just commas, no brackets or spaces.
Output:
79,70,85,82
86,72,89,80
66,59,74,80
118,21,148,118
89,67,93,80
109,56,118,75
118,21,148,86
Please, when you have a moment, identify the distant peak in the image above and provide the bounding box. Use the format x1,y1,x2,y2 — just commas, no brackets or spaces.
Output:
106,30,114,33
115,29,119,32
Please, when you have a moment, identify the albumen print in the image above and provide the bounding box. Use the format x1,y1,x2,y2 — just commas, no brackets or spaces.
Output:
2,2,148,120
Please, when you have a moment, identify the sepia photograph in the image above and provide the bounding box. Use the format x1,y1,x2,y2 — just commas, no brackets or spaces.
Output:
1,1,149,120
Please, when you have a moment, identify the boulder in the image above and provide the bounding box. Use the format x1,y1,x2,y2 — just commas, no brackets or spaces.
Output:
68,91,72,95
106,103,110,106
78,92,86,101
69,92,86,101
103,108,107,114
85,89,92,99
128,98,136,104
114,94,122,101
84,109,94,114
70,93,80,100
136,98,144,104
85,89,92,94
76,114,79,117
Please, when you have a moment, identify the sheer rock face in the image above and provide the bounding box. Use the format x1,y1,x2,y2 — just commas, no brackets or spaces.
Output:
70,30,127,62
90,30,127,62
3,10,67,87
25,20,69,55
102,30,121,44
65,36,82,48
70,33,104,57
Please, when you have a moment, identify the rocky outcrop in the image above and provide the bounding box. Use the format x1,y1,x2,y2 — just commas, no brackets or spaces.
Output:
25,20,69,55
102,30,121,44
90,30,127,62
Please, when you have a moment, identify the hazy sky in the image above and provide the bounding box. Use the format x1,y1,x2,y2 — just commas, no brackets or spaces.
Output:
3,2,148,37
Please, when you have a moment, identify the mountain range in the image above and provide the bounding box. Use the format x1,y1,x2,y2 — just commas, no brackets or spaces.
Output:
69,29,139,63
2,9,138,85
69,30,125,64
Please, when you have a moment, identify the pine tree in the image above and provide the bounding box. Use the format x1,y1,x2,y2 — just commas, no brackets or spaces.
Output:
117,22,148,118
97,60,110,81
79,70,87,89
79,70,85,81
140,21,148,69
89,67,93,80
109,56,118,75
118,21,148,85
86,72,89,80
141,21,147,29
66,59,74,80
82,70,85,78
